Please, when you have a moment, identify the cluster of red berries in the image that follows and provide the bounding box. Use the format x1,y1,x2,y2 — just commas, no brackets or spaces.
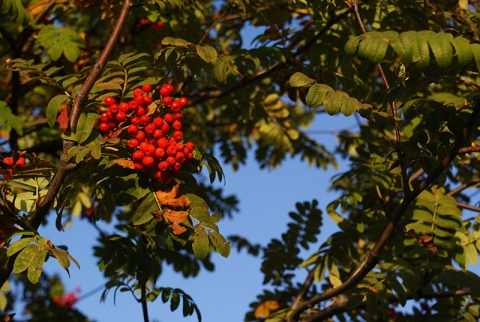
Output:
98,83,195,184
1,155,26,179
140,18,164,31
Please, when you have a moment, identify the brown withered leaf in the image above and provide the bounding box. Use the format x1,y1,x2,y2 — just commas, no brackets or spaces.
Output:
163,209,189,225
152,210,163,222
111,159,135,169
169,223,187,235
155,183,190,209
407,229,438,253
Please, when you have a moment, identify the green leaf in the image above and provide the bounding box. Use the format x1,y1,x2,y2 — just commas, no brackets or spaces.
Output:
428,33,453,68
46,95,68,128
342,97,359,117
416,31,433,69
1,0,32,24
192,225,209,260
288,72,315,87
358,32,390,63
27,249,47,284
213,59,228,83
0,100,24,135
390,31,417,63
451,37,473,67
306,83,331,107
323,92,342,115
472,44,480,72
13,244,38,274
187,194,210,221
196,45,217,63
208,231,230,258
133,194,157,225
6,238,35,257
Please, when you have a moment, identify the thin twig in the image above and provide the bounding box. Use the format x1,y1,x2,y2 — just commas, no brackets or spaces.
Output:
197,4,232,46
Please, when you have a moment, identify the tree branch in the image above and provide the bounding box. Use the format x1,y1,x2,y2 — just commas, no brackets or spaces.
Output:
0,0,133,289
288,100,480,322
190,8,353,105
307,289,472,322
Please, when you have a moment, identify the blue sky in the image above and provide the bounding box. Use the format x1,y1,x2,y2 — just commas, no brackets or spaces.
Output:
36,113,352,322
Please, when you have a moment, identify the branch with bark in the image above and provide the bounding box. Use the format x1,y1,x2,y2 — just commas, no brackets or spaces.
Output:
0,0,134,289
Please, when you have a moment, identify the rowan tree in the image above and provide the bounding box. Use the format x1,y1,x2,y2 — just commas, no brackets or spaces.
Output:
1,0,480,321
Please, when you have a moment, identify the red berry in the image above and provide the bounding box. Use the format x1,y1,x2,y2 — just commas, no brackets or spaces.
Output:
173,162,182,171
142,156,155,167
153,129,164,139
133,88,144,98
162,96,173,106
109,104,119,114
155,148,165,158
100,112,109,123
158,161,169,171
115,111,127,122
170,101,181,113
143,95,152,105
136,107,147,117
119,102,129,113
99,122,110,132
164,113,174,124
132,150,145,161
136,130,146,142
142,84,152,93
156,20,163,28
152,117,164,128
178,97,188,107
175,152,185,164
2,157,14,166
135,96,145,105
166,145,177,156
173,130,183,141
134,162,144,170
127,125,138,136
166,156,176,165
145,123,156,135
161,123,170,133
128,138,139,149
139,141,150,152
160,84,174,96
175,142,184,150
104,96,116,106
173,112,183,120
139,115,150,127
172,120,182,130
131,117,140,126
157,138,169,149
185,142,195,151
128,100,139,111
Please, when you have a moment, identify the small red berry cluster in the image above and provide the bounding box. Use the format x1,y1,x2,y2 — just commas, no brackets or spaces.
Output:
98,84,195,184
1,155,26,179
139,18,164,31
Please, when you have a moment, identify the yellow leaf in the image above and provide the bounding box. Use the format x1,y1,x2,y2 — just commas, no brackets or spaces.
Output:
254,300,280,319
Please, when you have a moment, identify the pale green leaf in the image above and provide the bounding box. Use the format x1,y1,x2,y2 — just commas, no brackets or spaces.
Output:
46,95,68,128
288,72,315,87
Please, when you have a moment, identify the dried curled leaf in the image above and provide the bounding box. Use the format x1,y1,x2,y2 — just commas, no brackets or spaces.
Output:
407,229,438,253
155,183,190,209
111,159,135,169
